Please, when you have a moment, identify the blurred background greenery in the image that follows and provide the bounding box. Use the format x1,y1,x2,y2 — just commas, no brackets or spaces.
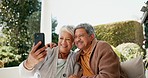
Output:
0,0,58,67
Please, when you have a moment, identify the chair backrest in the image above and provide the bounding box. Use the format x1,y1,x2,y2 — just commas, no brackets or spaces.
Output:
120,56,146,78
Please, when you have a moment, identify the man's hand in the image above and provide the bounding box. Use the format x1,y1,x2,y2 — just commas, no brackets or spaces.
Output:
68,74,79,78
46,42,57,49
24,41,47,70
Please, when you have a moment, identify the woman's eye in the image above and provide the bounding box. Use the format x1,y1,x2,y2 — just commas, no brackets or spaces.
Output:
60,37,63,40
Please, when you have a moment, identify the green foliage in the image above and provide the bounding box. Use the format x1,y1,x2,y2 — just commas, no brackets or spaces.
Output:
52,17,58,44
116,43,148,69
94,20,144,47
116,43,145,61
0,0,41,66
0,46,21,67
52,17,58,32
27,11,41,39
116,42,148,69
52,33,58,44
144,51,148,69
111,45,126,62
0,35,5,47
143,23,148,48
144,53,148,69
0,0,59,67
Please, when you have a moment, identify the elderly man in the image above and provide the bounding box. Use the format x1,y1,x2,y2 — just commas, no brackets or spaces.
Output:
70,23,127,78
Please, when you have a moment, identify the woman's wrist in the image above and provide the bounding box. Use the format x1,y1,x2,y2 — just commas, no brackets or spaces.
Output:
23,59,34,70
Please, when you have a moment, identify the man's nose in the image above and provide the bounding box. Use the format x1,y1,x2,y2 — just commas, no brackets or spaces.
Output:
75,37,80,42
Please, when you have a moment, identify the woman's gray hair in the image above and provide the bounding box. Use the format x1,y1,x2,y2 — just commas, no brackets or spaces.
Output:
59,25,75,39
74,23,95,36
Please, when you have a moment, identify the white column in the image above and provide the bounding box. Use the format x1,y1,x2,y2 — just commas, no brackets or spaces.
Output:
40,0,52,44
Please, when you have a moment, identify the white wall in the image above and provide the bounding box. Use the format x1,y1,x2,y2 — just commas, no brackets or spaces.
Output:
0,67,21,78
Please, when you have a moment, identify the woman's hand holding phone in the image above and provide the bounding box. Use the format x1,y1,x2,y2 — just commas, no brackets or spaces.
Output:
24,41,47,70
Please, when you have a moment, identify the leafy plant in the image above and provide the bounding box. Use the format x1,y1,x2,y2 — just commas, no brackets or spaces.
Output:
0,0,41,62
111,45,126,62
116,43,148,69
0,46,21,67
94,21,144,47
116,43,144,60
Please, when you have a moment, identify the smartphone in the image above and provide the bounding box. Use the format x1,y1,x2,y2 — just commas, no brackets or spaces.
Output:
34,33,45,50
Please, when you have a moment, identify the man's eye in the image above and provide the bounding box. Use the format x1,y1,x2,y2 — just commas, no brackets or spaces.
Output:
66,38,71,41
79,34,84,37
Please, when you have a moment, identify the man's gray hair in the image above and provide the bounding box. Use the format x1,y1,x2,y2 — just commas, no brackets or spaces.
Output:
74,23,95,36
59,25,75,39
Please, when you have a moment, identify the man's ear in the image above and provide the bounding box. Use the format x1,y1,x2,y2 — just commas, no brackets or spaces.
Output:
90,34,95,40
72,42,74,45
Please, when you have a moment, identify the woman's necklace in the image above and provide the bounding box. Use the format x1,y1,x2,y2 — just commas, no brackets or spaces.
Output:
58,52,69,59
58,52,63,59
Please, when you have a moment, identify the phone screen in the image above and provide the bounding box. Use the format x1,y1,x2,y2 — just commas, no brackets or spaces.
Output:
34,33,45,49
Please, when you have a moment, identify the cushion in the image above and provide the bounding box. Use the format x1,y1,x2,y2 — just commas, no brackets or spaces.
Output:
120,56,145,78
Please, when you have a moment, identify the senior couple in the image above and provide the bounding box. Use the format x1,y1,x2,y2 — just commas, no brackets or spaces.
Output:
19,23,128,78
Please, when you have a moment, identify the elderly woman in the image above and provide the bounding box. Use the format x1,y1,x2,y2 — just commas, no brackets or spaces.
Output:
19,25,80,78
